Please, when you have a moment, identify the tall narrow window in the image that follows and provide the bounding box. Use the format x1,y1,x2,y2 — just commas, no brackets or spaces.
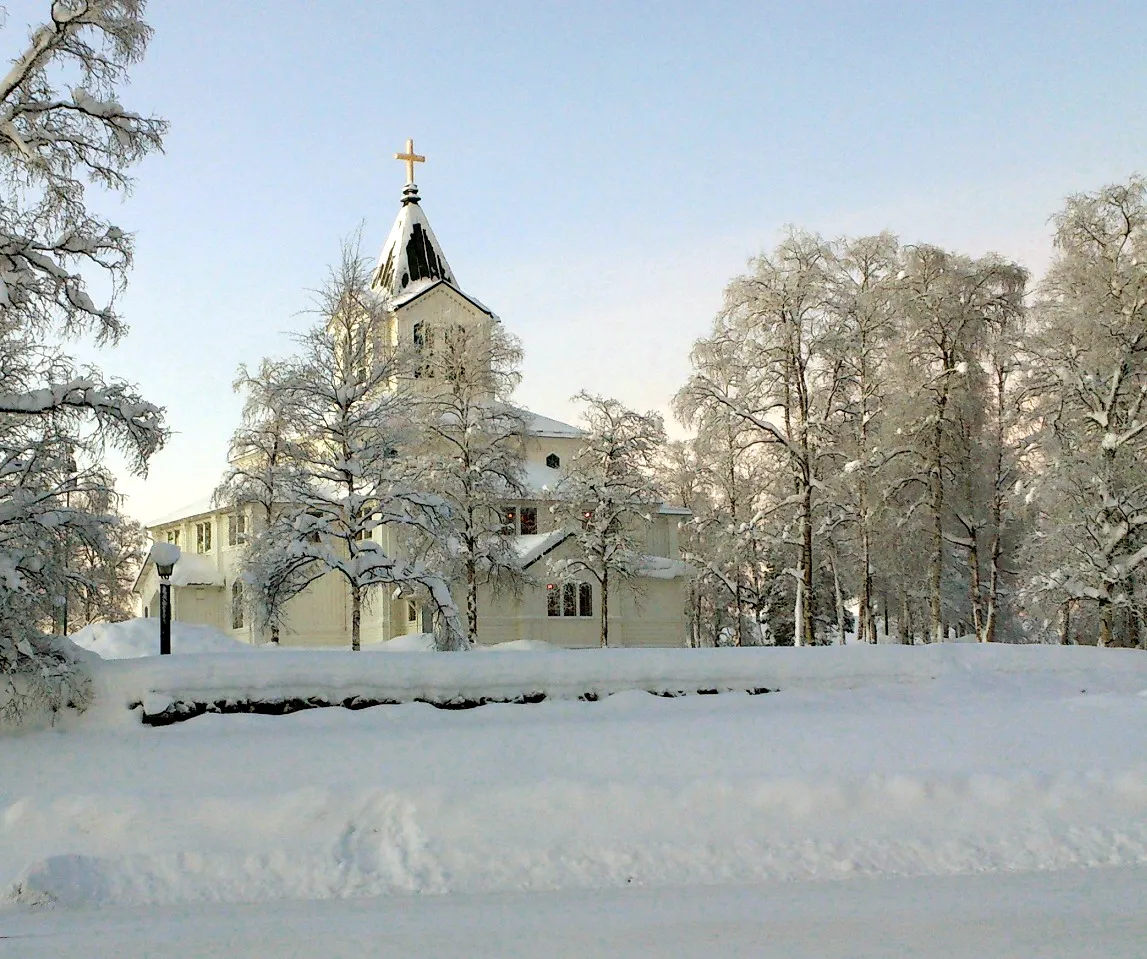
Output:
501,506,517,535
196,521,212,553
413,322,435,378
520,506,538,536
166,529,180,546
231,580,244,629
578,582,593,617
547,584,560,617
563,582,577,617
228,513,247,547
407,600,418,624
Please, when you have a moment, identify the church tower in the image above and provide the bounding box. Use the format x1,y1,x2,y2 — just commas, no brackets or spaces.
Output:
370,140,496,387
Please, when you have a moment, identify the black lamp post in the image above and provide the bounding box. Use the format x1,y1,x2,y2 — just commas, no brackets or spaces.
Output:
150,544,180,656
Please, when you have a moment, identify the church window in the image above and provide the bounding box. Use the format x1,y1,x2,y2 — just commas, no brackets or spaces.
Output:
501,506,517,535
547,582,593,618
563,582,577,617
520,506,538,536
195,521,212,553
166,529,180,546
228,513,247,547
231,580,244,630
546,453,560,469
578,582,593,617
413,322,435,379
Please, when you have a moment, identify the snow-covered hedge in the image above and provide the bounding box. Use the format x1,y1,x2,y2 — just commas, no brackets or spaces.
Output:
83,643,1147,727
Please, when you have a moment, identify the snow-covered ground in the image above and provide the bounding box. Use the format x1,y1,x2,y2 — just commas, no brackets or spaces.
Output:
69,620,257,659
2,644,1146,955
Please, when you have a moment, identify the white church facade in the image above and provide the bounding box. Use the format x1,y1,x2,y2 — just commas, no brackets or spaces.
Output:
134,143,692,648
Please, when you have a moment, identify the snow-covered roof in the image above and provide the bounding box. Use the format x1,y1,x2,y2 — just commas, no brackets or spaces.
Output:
390,277,494,318
131,550,225,593
519,409,583,438
169,553,225,588
514,530,572,568
638,555,694,580
372,183,456,298
657,504,693,516
146,495,218,528
524,460,564,496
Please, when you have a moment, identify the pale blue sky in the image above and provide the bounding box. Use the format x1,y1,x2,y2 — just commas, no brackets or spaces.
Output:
5,1,1145,521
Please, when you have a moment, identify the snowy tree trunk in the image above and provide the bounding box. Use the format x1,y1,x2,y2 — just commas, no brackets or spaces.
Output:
733,575,744,648
831,552,846,644
798,480,815,646
898,589,911,645
1058,601,1073,645
600,570,610,648
983,529,1001,643
350,582,362,652
860,525,876,644
967,532,984,642
793,570,805,648
1099,601,1112,648
928,422,946,646
466,555,479,645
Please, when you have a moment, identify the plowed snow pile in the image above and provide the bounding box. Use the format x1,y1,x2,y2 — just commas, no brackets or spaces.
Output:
2,644,1146,908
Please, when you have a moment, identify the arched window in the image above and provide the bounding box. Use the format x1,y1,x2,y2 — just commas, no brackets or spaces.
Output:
546,582,593,618
578,582,593,617
231,580,245,630
545,453,560,469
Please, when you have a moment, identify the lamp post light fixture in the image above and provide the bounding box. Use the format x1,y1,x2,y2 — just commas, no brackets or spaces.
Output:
149,543,181,656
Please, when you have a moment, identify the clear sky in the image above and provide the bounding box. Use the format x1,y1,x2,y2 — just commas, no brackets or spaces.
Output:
5,0,1146,523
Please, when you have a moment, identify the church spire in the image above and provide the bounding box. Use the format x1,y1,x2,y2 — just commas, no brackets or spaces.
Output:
372,138,456,297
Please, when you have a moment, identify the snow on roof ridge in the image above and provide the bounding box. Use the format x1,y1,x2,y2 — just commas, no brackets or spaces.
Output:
517,408,583,438
146,495,218,528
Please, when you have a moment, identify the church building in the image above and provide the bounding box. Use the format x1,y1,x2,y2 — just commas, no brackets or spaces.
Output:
133,142,692,648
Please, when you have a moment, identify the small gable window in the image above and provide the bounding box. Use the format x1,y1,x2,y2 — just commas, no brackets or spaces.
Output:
545,453,560,469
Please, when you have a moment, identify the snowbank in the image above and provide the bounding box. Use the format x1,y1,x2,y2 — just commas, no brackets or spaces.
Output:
3,643,1147,909
75,641,1147,726
69,620,257,660
363,635,560,653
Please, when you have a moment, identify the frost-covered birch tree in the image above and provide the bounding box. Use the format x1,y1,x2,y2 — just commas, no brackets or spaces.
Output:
0,1,167,704
551,393,665,648
250,245,466,651
891,246,1026,643
677,231,837,646
821,234,900,643
1024,178,1147,647
406,313,527,644
214,358,298,643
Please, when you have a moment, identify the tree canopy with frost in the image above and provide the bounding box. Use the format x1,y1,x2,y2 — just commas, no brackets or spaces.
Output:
1024,178,1147,648
239,244,467,652
405,311,528,644
551,393,665,648
0,1,167,714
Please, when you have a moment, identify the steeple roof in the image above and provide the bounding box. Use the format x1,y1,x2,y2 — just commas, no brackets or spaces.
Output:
371,182,456,298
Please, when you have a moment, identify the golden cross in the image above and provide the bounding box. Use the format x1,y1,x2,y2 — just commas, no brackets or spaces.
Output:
394,138,425,185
